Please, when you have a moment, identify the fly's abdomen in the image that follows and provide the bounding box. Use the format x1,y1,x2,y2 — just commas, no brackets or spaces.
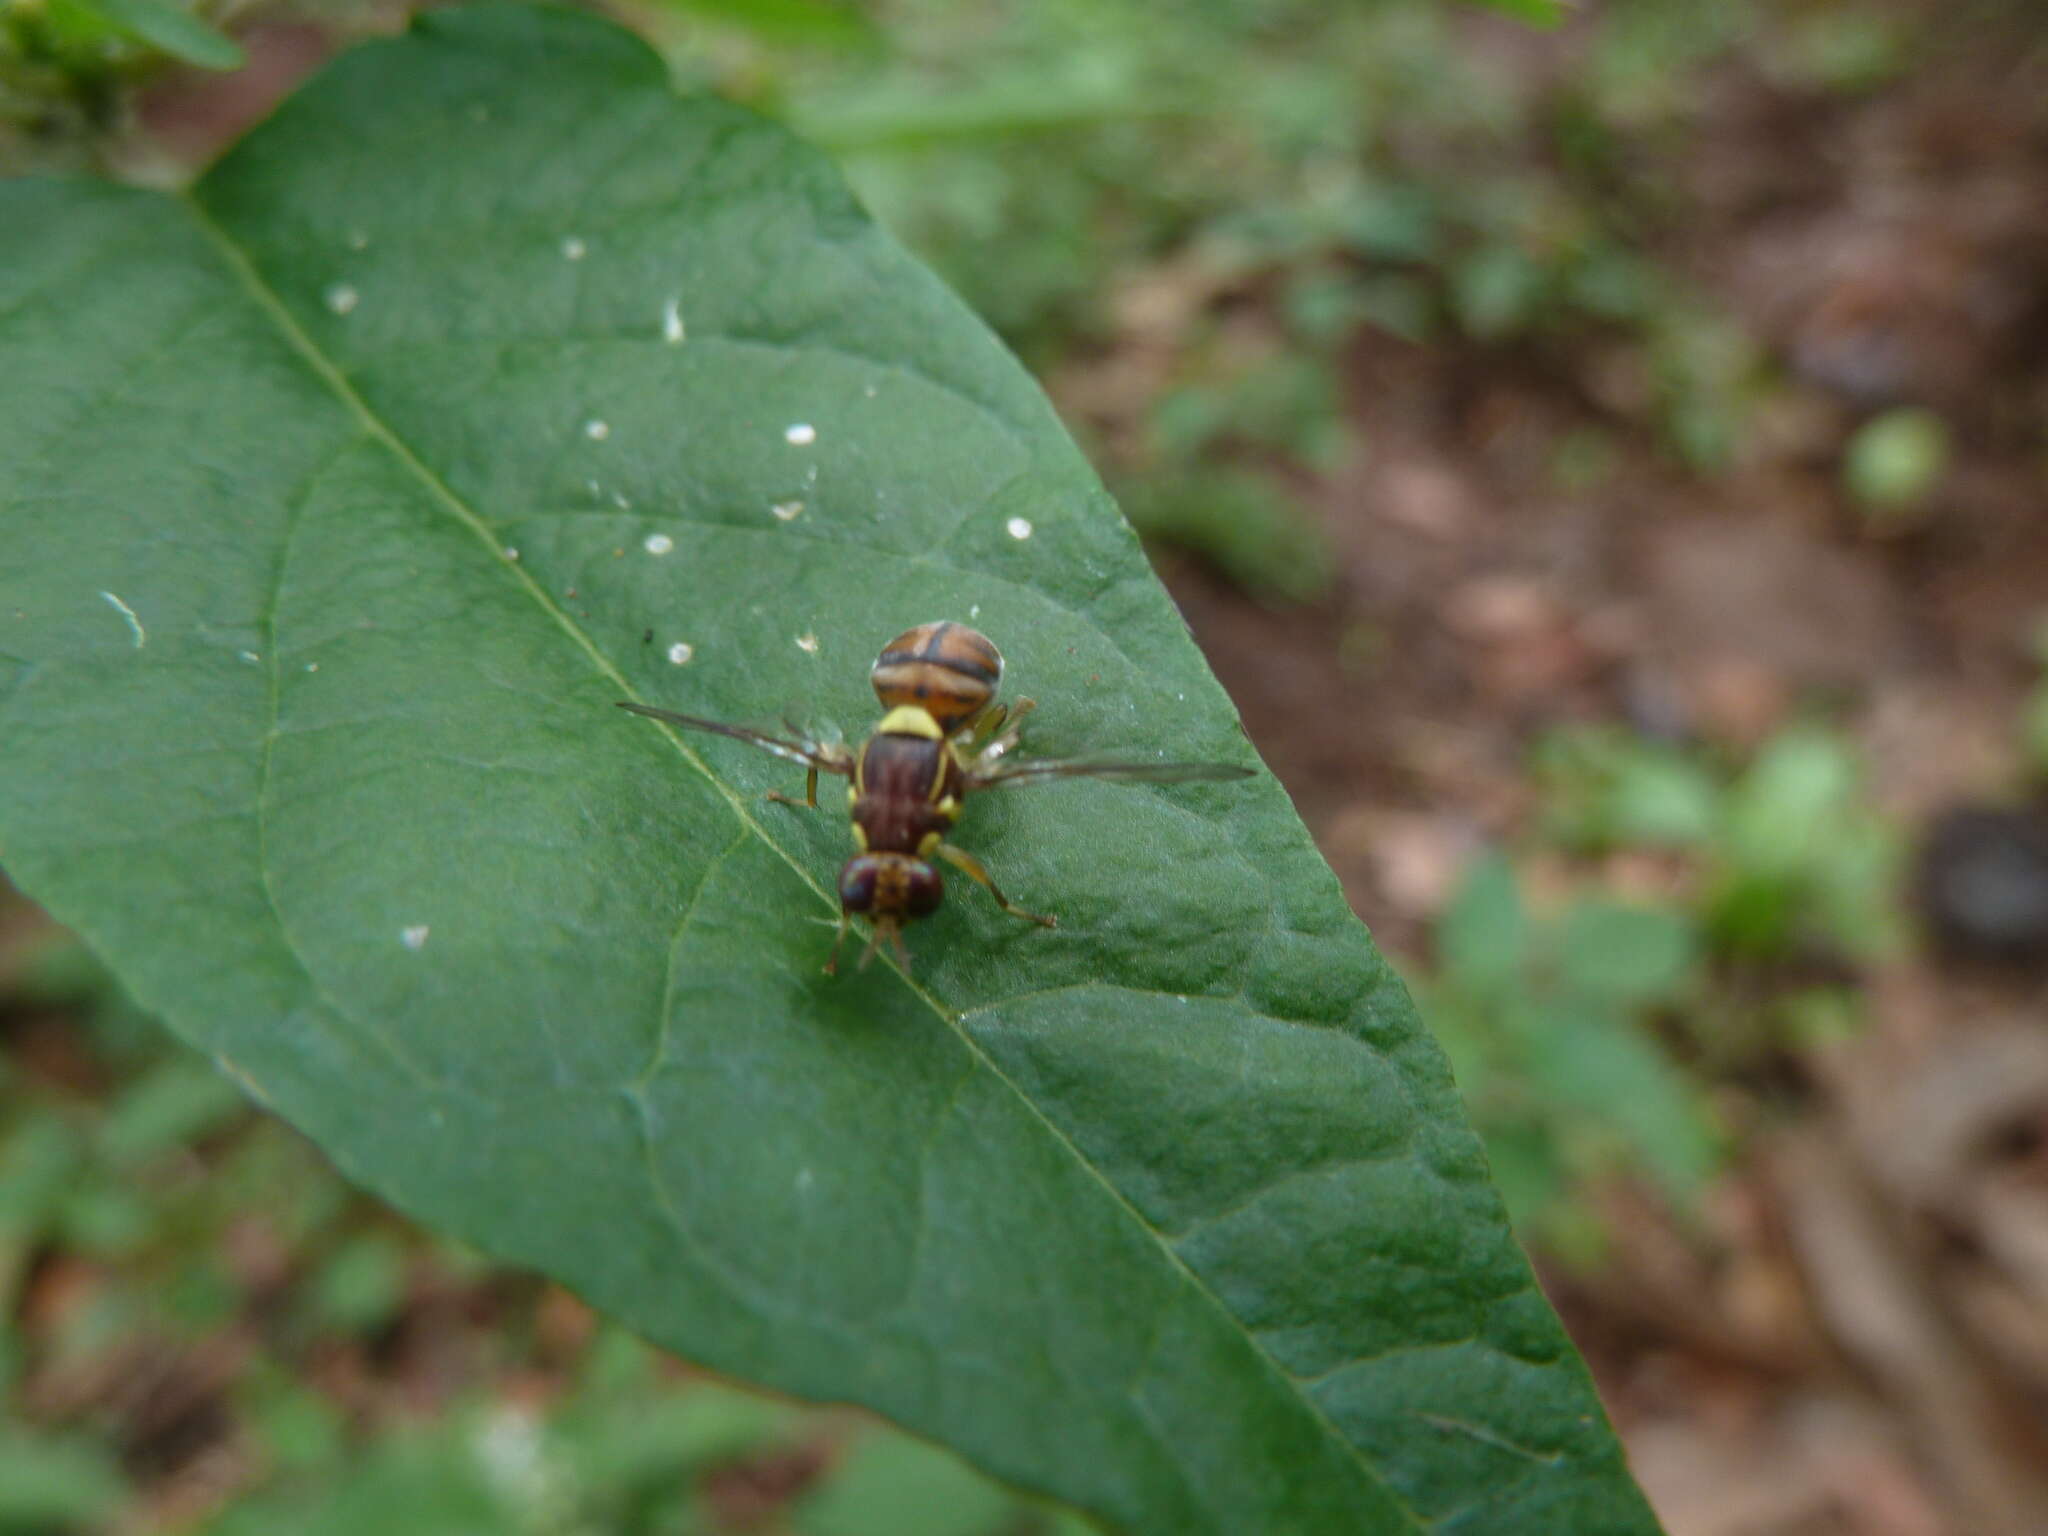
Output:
870,621,1002,733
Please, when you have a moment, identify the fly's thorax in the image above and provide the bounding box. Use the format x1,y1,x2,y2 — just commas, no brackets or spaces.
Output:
838,852,943,920
870,621,1003,733
851,724,964,854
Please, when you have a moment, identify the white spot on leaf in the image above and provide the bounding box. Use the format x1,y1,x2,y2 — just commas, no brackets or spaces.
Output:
401,925,430,950
324,283,359,316
796,632,820,654
1006,517,1034,540
661,296,685,344
584,419,610,441
667,642,694,665
771,501,804,522
562,236,587,260
643,533,674,556
784,423,817,446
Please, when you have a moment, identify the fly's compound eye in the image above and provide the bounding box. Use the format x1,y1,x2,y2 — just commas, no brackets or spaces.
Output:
838,856,883,914
904,862,944,919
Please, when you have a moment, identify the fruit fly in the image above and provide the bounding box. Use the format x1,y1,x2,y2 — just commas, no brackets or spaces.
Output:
618,621,1252,972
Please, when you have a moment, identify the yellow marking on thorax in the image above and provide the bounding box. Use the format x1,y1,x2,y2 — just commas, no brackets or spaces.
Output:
876,705,944,739
917,831,942,857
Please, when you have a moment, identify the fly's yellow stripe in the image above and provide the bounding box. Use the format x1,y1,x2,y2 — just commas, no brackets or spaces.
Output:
875,705,944,740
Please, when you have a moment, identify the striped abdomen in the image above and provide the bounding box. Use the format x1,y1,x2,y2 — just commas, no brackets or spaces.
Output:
870,621,1002,733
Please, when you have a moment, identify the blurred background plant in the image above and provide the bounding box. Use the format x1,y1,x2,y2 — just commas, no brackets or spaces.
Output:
9,0,2048,1531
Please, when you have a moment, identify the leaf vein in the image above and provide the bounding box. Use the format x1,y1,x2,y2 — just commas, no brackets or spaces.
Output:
638,823,753,1085
251,439,448,1095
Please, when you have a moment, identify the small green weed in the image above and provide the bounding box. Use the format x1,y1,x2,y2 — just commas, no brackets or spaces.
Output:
1535,722,1904,966
1427,853,1716,1263
1434,720,1907,1256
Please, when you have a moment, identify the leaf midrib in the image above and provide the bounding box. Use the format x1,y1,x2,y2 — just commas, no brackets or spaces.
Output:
177,187,1424,1533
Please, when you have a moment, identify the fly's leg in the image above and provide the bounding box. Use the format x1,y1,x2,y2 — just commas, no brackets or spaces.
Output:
961,701,1011,752
935,842,1056,928
824,909,851,974
972,697,1037,768
766,765,820,809
766,745,852,810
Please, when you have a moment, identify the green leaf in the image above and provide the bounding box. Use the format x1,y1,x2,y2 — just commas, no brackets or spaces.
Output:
1551,900,1696,1007
1460,0,1570,29
1515,1006,1718,1201
305,1231,409,1334
0,1429,127,1528
557,1378,797,1507
96,1055,248,1166
642,0,877,50
1120,469,1336,606
0,8,1657,1533
78,0,246,69
795,1428,1021,1536
1724,728,1859,874
1535,729,1719,852
0,1113,83,1244
1842,406,1949,520
200,1422,508,1536
1450,244,1545,340
1437,853,1529,1000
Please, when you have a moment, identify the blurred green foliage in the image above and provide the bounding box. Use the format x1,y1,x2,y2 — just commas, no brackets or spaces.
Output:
1536,722,1904,965
0,0,240,164
0,1428,126,1532
2020,615,2048,779
1430,719,1908,1258
1426,853,1715,1263
1843,406,1951,527
0,919,1075,1534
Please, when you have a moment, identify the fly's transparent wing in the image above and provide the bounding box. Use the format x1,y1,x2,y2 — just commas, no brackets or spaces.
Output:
614,702,853,773
968,754,1254,790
